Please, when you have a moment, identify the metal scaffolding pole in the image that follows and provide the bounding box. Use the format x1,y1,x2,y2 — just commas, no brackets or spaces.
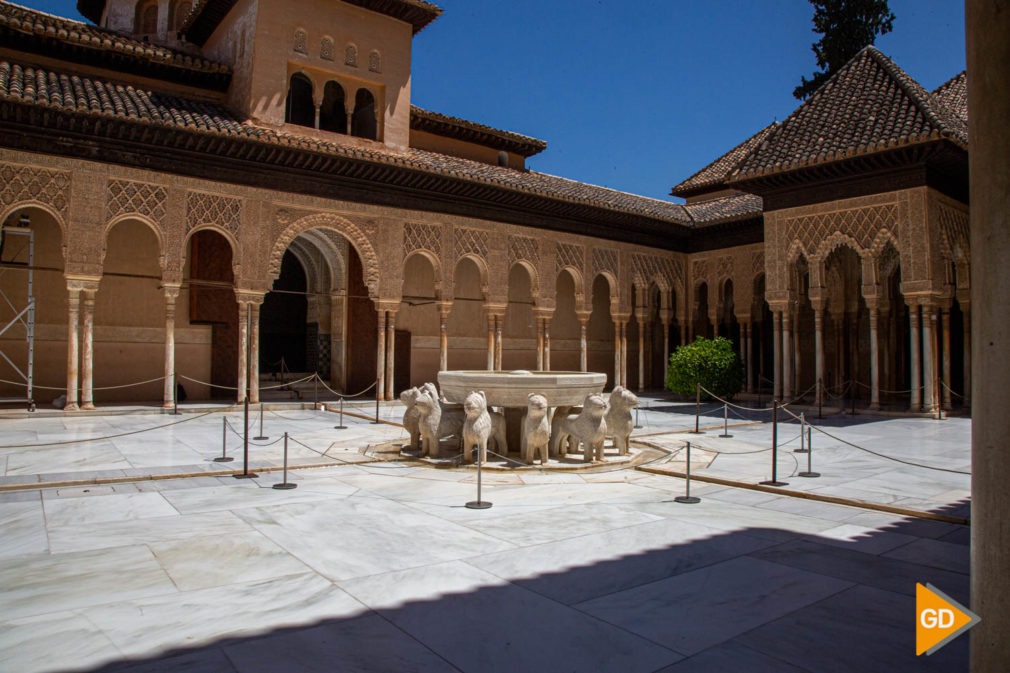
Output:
0,222,36,411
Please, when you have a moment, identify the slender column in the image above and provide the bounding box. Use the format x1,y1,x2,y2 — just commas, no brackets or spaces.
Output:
249,302,261,404
613,322,621,386
385,311,396,399
162,285,180,408
313,104,321,130
662,318,671,370
710,314,718,339
536,317,544,370
963,304,971,406
495,315,504,371
792,308,801,395
65,286,81,410
772,310,782,399
438,305,450,371
579,316,589,372
236,302,249,403
680,322,687,348
909,304,921,410
375,309,386,402
922,305,937,413
637,315,646,392
744,323,754,393
868,306,880,410
486,313,494,371
542,316,551,371
941,308,952,410
345,107,353,135
620,321,628,387
781,311,793,400
814,308,825,408
80,289,96,410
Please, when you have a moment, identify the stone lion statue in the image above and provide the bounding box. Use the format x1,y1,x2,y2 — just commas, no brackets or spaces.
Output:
462,390,507,464
413,387,465,458
401,382,453,452
550,393,609,462
605,385,639,455
521,393,550,465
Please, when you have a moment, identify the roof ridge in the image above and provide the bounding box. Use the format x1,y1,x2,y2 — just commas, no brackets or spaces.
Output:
862,45,962,139
933,69,966,95
671,122,776,196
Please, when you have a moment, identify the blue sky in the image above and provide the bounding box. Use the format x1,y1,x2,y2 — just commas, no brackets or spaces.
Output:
27,0,965,201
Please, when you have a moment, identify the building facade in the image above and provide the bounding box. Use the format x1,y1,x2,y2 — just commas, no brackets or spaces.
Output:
0,0,969,414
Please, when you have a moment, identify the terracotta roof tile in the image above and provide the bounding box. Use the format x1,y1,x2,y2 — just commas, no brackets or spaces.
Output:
933,71,967,122
731,46,967,181
671,123,776,197
683,192,763,225
0,58,692,225
410,105,547,157
0,1,229,76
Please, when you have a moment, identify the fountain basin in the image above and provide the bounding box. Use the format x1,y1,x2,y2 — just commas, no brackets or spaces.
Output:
437,370,606,408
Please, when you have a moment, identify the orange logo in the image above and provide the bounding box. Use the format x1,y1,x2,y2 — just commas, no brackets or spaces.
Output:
916,583,980,655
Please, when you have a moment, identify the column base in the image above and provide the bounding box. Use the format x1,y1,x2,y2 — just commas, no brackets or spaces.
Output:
80,402,96,411
868,403,880,411
162,401,175,409
63,403,79,411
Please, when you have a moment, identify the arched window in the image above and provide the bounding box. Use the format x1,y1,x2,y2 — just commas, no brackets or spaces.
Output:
135,0,159,34
285,73,315,128
319,81,346,134
320,37,334,61
293,29,307,54
368,50,381,73
351,88,377,140
344,44,358,67
172,1,191,31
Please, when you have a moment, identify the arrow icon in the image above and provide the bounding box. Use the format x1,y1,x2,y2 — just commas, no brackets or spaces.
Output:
916,583,980,655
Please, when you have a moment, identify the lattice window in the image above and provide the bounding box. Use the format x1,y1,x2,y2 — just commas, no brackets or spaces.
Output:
186,192,242,235
320,37,334,61
592,248,618,280
368,50,381,73
752,251,765,277
508,235,538,266
345,44,358,66
106,179,167,225
785,204,898,256
453,227,488,259
294,29,308,54
405,222,441,256
555,242,583,272
0,163,70,217
631,253,677,290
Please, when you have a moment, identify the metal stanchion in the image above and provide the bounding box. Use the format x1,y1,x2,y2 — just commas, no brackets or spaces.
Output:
794,412,808,453
799,425,820,478
675,441,700,504
273,432,297,490
313,375,318,408
372,378,381,424
817,378,823,419
691,382,705,434
760,399,788,486
335,396,347,429
254,403,268,440
465,445,492,509
173,372,178,416
718,403,732,438
214,417,234,463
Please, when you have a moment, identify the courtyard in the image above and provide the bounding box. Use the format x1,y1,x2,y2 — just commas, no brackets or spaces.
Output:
0,399,970,672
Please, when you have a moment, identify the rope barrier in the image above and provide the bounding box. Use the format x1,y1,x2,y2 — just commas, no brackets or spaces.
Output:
287,435,413,470
178,374,239,391
777,405,970,475
314,375,378,400
0,375,166,392
0,404,239,449
222,417,284,447
940,379,968,399
258,373,317,391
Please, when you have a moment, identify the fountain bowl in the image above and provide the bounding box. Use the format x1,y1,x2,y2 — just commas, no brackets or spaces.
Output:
437,370,607,408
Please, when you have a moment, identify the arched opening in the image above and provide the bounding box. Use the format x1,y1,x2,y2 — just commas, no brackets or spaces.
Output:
135,0,159,35
447,257,487,370
648,283,667,389
721,278,740,347
503,264,535,370
553,270,581,371
879,243,908,408
588,274,615,389
0,207,65,406
94,219,164,403
169,0,191,31
824,245,868,400
319,81,347,134
399,252,439,388
260,250,308,374
789,256,815,398
285,73,315,128
185,229,236,399
351,88,377,140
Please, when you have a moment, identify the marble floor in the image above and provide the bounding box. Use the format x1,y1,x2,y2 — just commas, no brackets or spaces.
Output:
0,398,971,671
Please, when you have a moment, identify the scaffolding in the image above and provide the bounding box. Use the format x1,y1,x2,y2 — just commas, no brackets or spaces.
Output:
0,222,36,411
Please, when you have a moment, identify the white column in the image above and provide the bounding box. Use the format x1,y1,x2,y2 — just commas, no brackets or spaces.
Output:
542,316,551,372
536,316,544,371
772,310,782,399
80,288,96,410
923,305,937,413
439,304,450,372
486,313,494,371
65,285,80,411
495,314,503,371
250,302,261,404
782,311,793,400
941,307,952,410
613,321,621,387
744,323,754,393
869,306,880,410
637,316,646,392
385,310,396,399
579,316,589,372
162,285,179,408
909,304,921,411
236,302,249,403
376,309,386,401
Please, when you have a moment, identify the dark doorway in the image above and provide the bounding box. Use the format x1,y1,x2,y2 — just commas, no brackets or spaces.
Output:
187,230,236,399
260,250,308,374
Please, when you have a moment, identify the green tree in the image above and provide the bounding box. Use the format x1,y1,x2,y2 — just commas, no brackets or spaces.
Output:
794,0,896,100
666,336,744,400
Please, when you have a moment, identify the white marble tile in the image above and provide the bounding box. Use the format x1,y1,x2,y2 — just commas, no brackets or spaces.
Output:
800,523,917,555
0,545,177,620
159,480,357,514
43,491,179,527
5,444,132,475
84,572,367,658
237,497,515,581
0,501,48,559
577,555,853,656
339,560,681,673
47,510,253,554
463,503,663,546
150,531,313,591
0,611,124,673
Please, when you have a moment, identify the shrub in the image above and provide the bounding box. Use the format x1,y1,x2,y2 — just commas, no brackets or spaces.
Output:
666,336,744,399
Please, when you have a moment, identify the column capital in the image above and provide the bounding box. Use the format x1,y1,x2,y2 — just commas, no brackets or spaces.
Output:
65,275,101,293
532,307,555,320
161,282,182,301
575,310,593,324
374,299,400,313
235,289,266,306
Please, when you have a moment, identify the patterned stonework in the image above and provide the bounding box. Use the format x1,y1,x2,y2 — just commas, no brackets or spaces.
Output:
508,235,538,266
631,253,679,290
555,242,584,272
345,44,357,67
784,204,898,257
752,251,765,277
692,259,709,286
320,37,334,61
368,50,381,73
405,222,441,257
0,163,70,218
716,256,733,283
294,29,307,54
937,202,969,262
106,179,167,226
271,212,379,298
592,248,618,280
453,227,488,260
186,192,242,236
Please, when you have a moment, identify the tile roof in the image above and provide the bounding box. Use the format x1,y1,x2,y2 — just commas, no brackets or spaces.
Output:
0,57,698,226
1,1,229,78
683,193,763,225
933,71,967,122
670,123,776,198
410,105,547,157
731,46,968,181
